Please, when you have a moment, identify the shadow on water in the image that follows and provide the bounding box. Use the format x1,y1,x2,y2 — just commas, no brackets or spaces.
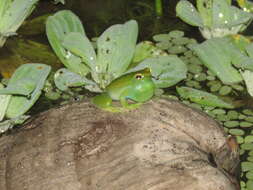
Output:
29,0,197,40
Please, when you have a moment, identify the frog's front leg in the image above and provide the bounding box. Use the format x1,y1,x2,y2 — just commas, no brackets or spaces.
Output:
119,92,142,111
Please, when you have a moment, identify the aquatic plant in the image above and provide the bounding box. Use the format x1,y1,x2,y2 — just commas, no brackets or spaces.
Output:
46,10,187,93
0,0,39,47
0,64,51,133
0,0,65,47
176,0,253,39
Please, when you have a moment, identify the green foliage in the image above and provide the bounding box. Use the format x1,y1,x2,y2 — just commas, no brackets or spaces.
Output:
0,64,51,119
0,0,39,47
46,10,89,77
176,0,253,39
47,10,187,93
192,37,243,84
176,86,234,108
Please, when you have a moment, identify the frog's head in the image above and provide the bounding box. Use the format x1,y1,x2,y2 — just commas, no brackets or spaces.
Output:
131,70,155,102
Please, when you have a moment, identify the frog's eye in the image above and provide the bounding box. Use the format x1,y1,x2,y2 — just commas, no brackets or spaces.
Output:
135,73,144,80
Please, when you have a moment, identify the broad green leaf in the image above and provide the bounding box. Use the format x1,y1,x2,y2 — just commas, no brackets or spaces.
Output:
0,0,39,34
54,68,102,92
197,0,212,27
176,0,203,27
192,37,243,84
229,6,252,27
54,68,86,91
176,86,234,108
0,83,11,121
0,0,39,46
46,10,89,76
131,41,167,66
0,115,30,134
0,0,12,18
227,36,253,71
96,20,138,86
5,64,51,119
246,43,253,58
125,55,187,88
241,70,253,97
212,0,231,28
62,32,96,70
0,64,50,96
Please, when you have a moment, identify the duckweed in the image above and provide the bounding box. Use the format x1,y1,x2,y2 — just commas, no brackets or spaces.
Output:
206,75,215,81
231,84,244,91
168,30,184,38
218,86,232,95
216,114,230,121
243,109,253,116
227,110,239,120
210,83,222,92
241,143,253,150
239,114,247,120
245,136,253,143
247,180,253,189
211,108,226,115
188,57,202,65
245,117,253,122
248,157,253,162
229,129,245,136
187,64,203,74
246,172,253,180
156,41,172,50
167,45,187,54
242,161,253,172
183,50,193,58
194,73,207,82
153,34,171,42
236,136,244,144
240,121,253,128
224,121,239,128
171,37,190,45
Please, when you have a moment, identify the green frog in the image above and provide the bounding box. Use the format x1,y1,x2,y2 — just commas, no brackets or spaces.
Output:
92,69,155,112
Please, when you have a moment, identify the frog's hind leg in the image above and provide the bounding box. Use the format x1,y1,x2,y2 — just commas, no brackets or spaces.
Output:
92,93,112,108
92,93,124,112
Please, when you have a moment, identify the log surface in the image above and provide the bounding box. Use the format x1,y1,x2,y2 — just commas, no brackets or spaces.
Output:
0,99,239,190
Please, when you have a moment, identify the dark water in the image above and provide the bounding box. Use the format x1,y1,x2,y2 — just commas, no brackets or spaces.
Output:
33,0,196,40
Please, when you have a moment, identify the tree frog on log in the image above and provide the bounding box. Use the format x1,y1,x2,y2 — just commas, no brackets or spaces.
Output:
92,69,155,112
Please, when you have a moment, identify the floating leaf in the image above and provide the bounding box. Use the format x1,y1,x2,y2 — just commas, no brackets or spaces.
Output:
176,86,234,108
0,0,39,46
96,20,138,87
46,10,89,76
0,83,11,121
3,64,51,119
0,64,51,96
126,55,187,88
196,0,212,27
62,32,96,71
176,0,203,27
54,68,86,91
241,70,253,97
192,37,243,84
131,41,167,67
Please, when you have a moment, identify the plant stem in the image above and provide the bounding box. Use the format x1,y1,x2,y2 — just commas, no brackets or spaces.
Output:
155,0,163,17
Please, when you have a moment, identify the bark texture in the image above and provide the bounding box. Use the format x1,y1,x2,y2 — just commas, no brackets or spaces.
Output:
0,98,239,190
